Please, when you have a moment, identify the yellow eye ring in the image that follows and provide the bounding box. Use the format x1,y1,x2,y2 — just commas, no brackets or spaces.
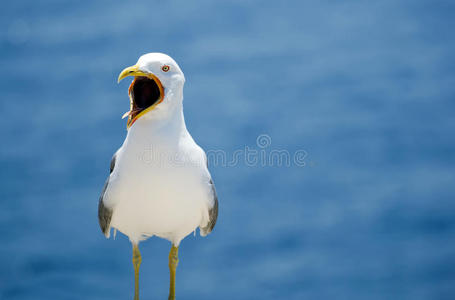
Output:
162,65,170,72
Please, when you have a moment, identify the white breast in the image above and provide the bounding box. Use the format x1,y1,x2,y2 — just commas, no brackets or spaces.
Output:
104,118,212,245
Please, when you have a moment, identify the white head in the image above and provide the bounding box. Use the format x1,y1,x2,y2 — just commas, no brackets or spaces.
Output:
118,53,185,128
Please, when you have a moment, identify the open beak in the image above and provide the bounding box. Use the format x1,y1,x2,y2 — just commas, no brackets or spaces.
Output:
117,65,165,129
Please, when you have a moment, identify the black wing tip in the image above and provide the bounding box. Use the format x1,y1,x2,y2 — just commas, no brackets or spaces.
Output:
98,153,116,239
201,180,219,236
98,198,113,238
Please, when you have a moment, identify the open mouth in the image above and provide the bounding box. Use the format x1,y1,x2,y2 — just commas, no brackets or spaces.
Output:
125,76,164,127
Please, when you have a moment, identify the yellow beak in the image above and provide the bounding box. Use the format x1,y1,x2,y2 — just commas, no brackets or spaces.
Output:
117,65,164,94
118,65,146,83
117,64,165,129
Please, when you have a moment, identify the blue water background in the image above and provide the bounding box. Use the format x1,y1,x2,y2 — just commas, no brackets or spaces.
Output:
1,1,455,299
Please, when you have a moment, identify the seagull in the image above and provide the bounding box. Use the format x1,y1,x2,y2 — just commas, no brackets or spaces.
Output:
98,53,218,300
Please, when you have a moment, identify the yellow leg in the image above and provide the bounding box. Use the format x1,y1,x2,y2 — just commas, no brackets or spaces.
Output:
168,245,179,300
132,244,142,300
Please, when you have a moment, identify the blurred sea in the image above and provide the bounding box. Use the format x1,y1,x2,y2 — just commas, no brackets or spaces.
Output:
1,1,455,299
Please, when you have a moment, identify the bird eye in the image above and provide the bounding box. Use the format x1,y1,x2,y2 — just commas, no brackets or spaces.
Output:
162,65,170,72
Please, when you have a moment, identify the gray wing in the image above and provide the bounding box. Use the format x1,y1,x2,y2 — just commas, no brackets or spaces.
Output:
200,179,219,236
98,153,116,238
